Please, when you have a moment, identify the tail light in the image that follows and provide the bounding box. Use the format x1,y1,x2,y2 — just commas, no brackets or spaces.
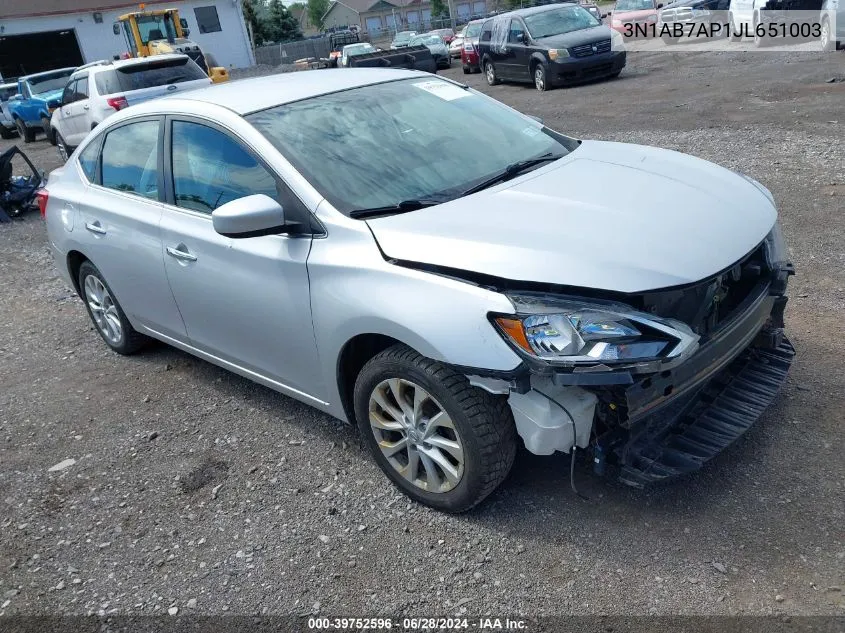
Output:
107,96,128,111
35,189,49,218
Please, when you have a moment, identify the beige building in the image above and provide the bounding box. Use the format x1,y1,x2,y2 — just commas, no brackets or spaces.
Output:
322,0,491,37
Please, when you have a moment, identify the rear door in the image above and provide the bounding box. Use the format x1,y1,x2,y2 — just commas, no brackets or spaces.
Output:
64,75,91,145
75,117,187,341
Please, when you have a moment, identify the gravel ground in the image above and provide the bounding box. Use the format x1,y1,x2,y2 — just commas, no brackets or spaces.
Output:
0,50,844,620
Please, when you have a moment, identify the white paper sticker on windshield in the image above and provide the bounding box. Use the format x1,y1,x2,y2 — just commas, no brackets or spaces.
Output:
413,80,470,101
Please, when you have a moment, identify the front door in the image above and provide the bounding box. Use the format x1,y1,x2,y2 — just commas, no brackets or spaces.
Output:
501,18,529,81
158,118,324,398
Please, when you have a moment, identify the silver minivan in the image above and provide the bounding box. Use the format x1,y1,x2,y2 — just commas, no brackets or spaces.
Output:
43,70,794,512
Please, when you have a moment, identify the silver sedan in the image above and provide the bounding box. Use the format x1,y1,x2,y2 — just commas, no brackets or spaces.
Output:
43,69,792,512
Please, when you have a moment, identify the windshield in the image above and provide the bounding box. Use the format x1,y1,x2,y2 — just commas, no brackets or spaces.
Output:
247,78,576,215
615,0,655,10
28,70,74,96
393,32,414,43
136,13,177,44
345,44,374,55
524,6,601,38
465,22,483,37
412,35,444,46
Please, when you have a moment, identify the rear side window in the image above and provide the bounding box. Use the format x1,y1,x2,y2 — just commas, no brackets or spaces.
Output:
101,120,160,199
480,21,493,42
95,58,206,95
171,121,277,214
78,140,100,183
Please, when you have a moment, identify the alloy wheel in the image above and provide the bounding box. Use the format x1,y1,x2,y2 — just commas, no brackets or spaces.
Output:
535,66,546,91
83,274,123,345
486,62,496,84
820,20,831,50
368,378,465,493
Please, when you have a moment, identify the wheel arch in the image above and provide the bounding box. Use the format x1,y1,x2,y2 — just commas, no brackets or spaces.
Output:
66,250,90,297
336,333,409,424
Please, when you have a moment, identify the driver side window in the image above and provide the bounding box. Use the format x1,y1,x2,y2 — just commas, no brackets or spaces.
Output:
508,19,525,43
170,121,278,215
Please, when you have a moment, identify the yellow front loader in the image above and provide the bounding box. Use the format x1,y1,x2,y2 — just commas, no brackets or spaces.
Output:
113,7,229,83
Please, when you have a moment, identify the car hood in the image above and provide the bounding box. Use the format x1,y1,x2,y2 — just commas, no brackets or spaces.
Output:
613,8,658,19
535,25,613,48
34,88,65,103
366,141,777,294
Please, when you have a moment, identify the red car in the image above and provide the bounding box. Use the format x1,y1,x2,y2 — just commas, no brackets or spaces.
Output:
610,0,661,36
460,19,484,74
429,28,456,44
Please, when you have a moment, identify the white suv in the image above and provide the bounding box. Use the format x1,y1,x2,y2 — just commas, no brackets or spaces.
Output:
50,54,211,161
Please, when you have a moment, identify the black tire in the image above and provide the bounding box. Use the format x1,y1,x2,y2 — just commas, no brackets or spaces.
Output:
0,125,14,139
15,119,35,143
609,70,622,78
485,60,501,86
42,117,56,145
78,261,148,355
533,62,549,91
55,132,71,163
353,344,517,513
462,65,471,74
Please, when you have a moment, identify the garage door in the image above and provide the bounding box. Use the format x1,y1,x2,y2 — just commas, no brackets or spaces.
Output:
406,10,420,28
456,3,471,19
0,30,83,79
366,16,383,34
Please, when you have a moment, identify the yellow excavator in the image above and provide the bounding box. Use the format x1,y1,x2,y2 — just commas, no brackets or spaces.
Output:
113,7,229,83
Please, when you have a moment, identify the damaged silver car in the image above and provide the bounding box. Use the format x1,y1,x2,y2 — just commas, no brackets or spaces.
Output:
43,69,794,512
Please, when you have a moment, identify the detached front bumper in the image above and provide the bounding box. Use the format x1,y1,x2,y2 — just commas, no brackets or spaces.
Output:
549,50,626,86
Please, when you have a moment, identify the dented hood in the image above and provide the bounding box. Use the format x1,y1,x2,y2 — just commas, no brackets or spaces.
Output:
366,140,777,294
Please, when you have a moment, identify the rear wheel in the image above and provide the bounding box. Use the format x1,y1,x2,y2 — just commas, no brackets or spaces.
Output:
15,119,35,143
78,261,148,355
55,132,70,163
485,60,500,86
354,344,517,513
820,17,833,51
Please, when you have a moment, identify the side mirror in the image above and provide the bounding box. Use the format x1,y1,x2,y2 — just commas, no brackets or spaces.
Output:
519,32,528,43
606,10,612,15
183,28,191,37
180,18,189,28
212,194,286,238
658,3,664,7
113,23,120,35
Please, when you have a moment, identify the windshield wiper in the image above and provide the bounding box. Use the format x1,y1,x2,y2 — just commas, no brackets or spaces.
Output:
461,153,563,197
349,199,446,219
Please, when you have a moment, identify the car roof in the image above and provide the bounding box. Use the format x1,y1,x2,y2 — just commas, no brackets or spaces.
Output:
142,68,425,115
21,67,77,81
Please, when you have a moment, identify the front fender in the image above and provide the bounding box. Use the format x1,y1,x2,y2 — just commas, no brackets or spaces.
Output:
307,210,522,420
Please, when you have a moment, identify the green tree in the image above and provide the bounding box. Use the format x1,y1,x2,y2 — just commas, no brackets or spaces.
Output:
265,0,304,42
242,0,268,45
430,0,450,19
307,0,331,31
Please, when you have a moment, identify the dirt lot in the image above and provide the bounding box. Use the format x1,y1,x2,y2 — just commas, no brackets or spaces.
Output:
1,51,843,620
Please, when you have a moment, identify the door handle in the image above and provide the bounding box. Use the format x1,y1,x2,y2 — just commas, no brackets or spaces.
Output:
85,221,106,235
166,245,197,262
167,85,178,91
83,105,90,110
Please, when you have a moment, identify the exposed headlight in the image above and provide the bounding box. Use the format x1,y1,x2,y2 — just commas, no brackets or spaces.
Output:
492,294,699,369
548,48,570,60
764,221,789,269
736,172,775,206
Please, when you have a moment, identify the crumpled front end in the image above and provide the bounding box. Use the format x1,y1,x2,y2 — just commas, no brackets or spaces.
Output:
478,226,795,486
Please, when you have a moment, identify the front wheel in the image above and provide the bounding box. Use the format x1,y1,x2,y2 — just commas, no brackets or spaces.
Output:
820,17,833,51
15,119,35,143
533,63,549,91
354,345,517,513
485,60,501,86
78,261,149,355
55,132,70,163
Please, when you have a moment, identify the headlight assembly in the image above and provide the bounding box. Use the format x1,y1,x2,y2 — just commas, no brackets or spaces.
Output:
548,48,570,60
492,294,699,369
